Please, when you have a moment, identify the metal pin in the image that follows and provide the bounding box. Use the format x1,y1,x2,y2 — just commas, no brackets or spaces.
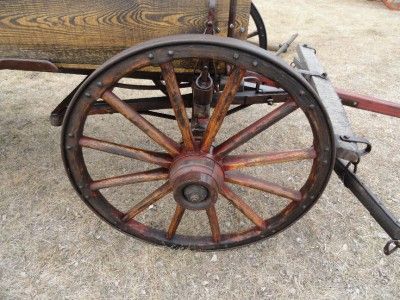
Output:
233,53,239,60
148,53,154,59
66,145,72,150
84,92,91,98
168,50,174,57
252,61,258,67
240,27,245,33
96,81,103,87
229,23,234,29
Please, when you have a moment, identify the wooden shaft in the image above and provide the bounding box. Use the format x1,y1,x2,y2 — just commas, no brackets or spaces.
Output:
223,148,316,170
161,62,195,150
337,88,400,118
206,206,221,243
90,168,169,191
166,204,185,240
201,67,246,152
214,101,298,158
79,136,172,168
225,172,302,202
102,90,181,156
123,181,172,221
220,185,267,230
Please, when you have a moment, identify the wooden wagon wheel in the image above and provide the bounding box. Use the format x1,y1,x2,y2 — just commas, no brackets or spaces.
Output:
383,0,400,10
62,35,334,250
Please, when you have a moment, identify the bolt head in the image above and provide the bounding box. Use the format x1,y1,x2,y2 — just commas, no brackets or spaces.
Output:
233,53,239,60
229,23,235,29
148,53,154,59
168,50,174,57
252,60,258,67
96,81,103,87
84,92,91,98
240,27,246,33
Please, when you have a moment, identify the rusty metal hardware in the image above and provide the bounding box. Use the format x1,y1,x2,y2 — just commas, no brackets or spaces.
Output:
384,240,400,255
340,135,372,158
205,0,217,34
228,0,238,38
335,160,400,255
276,33,299,56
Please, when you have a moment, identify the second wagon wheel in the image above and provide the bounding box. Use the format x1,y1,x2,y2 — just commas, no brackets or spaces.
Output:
248,2,268,49
62,35,334,250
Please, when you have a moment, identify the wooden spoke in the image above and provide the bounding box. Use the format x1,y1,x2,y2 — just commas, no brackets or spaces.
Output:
225,172,302,202
220,185,267,230
201,67,246,153
247,31,258,39
166,204,185,240
115,83,161,91
79,136,172,168
90,168,169,191
206,206,221,243
161,62,195,150
223,148,316,170
214,101,298,158
122,181,172,222
101,90,181,156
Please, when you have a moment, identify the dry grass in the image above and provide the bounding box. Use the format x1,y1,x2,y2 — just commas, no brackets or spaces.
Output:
0,0,399,299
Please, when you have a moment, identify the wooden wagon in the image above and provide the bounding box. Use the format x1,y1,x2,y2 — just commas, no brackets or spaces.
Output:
1,0,399,254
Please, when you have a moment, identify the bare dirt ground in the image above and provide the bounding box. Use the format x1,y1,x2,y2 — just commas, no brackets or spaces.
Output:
1,0,399,299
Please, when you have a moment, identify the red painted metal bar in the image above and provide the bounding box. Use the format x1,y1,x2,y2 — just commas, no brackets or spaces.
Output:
337,88,400,118
0,58,59,72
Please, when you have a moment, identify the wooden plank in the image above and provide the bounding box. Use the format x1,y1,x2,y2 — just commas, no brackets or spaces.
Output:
0,0,251,68
296,45,359,162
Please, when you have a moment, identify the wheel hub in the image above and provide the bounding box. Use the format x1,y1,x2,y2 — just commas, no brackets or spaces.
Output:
169,154,223,210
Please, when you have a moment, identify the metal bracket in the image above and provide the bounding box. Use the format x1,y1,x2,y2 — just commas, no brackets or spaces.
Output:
297,69,328,80
384,240,400,255
302,44,317,54
205,0,217,34
340,135,372,157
